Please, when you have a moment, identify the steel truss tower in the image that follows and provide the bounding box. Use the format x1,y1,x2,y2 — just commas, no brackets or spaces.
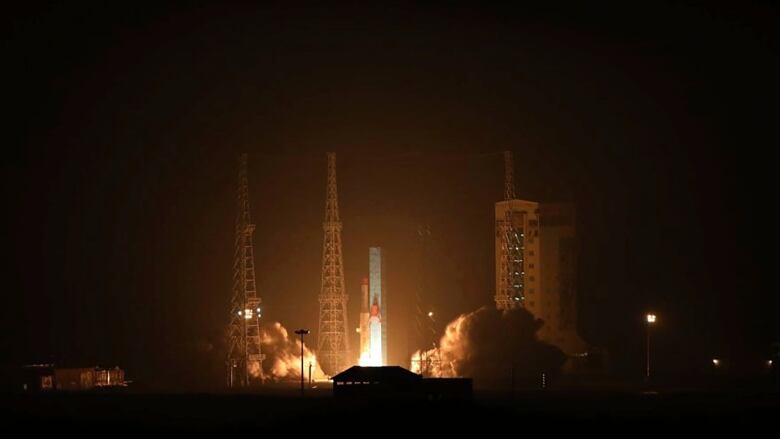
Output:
496,150,525,310
317,152,350,376
227,153,264,387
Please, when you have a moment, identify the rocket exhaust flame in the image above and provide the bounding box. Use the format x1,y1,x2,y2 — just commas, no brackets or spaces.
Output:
253,322,326,382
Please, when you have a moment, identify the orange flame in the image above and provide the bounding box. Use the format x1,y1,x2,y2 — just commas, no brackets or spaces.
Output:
410,311,472,377
254,322,327,381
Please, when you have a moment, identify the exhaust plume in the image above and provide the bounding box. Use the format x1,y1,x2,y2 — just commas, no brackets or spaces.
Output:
411,306,566,388
252,322,326,382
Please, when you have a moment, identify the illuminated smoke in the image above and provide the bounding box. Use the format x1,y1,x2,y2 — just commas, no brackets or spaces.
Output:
358,352,372,367
411,312,469,377
411,306,566,387
252,322,326,382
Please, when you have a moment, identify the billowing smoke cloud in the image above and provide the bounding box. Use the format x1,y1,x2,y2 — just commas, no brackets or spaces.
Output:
252,322,326,382
411,307,566,388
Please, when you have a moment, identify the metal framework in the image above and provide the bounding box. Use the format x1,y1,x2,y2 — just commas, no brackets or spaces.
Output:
496,150,525,310
504,150,516,201
227,153,264,387
413,347,442,377
317,152,350,376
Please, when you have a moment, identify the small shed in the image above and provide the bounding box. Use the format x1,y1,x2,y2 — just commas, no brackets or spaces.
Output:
332,366,422,397
332,366,472,400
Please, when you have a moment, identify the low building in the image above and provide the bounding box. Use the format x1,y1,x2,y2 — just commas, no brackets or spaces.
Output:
20,365,127,391
55,368,96,390
332,366,472,400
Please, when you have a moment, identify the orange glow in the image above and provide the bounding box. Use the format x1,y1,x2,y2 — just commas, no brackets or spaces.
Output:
248,360,262,378
253,322,327,381
409,311,475,377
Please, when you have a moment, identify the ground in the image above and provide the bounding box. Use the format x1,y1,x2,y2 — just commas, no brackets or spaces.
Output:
2,383,779,433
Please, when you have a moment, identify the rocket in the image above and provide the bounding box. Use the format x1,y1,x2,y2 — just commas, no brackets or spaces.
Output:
359,247,386,367
359,277,370,363
368,297,383,366
359,275,383,367
367,247,386,366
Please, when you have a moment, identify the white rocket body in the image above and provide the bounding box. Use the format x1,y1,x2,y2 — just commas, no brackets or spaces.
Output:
368,300,383,366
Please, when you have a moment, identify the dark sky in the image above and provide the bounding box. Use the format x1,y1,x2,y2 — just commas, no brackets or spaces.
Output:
2,2,776,387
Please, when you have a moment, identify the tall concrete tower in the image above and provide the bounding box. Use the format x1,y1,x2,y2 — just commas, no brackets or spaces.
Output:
494,152,586,356
317,152,350,376
495,151,540,310
227,153,264,387
495,199,541,311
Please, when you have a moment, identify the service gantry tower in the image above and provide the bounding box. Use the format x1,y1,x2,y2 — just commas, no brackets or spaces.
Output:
317,152,350,375
227,153,264,386
495,150,527,310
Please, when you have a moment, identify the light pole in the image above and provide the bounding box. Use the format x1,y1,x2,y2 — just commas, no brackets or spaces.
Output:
424,311,435,376
645,313,656,382
294,329,310,396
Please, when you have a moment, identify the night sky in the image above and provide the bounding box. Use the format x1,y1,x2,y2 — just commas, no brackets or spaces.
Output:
2,2,777,388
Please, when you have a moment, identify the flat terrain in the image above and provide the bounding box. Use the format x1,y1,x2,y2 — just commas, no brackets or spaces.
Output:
3,386,779,433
